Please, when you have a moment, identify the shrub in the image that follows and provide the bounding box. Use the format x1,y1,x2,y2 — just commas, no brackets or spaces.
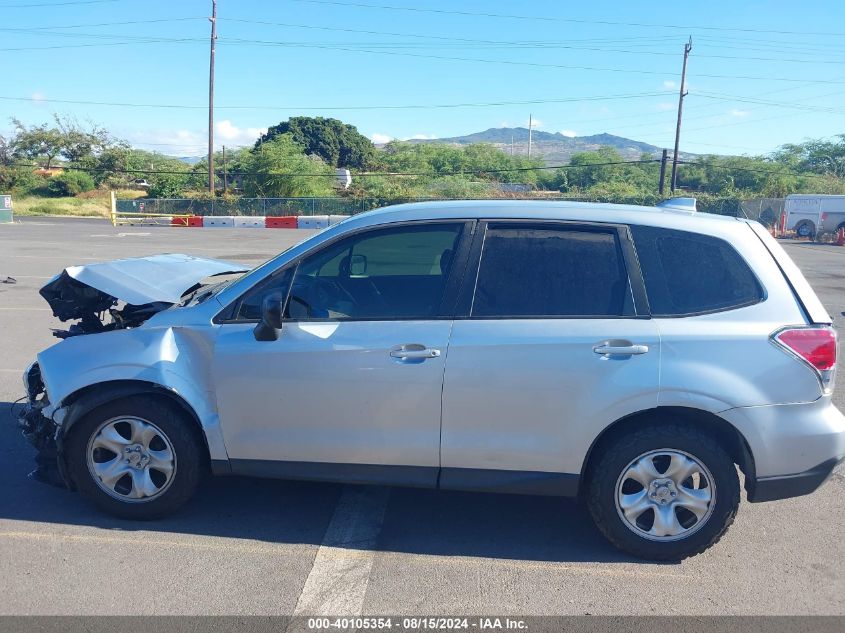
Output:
0,166,45,194
45,170,95,196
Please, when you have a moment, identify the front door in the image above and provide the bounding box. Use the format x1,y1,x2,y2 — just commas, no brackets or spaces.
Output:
213,221,470,485
440,222,660,491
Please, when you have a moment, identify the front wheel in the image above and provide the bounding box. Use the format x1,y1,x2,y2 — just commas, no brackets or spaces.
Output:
65,395,205,519
586,424,740,561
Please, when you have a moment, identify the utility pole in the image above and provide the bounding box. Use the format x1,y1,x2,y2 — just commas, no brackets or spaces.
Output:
207,0,217,194
222,145,227,194
658,148,668,196
527,114,533,159
670,37,692,193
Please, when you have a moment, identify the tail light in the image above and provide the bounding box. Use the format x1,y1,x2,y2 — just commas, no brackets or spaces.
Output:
772,326,837,393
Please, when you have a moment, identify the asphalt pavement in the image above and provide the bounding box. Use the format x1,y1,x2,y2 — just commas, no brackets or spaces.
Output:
0,216,843,616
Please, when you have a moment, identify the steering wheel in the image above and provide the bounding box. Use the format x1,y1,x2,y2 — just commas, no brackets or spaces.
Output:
312,277,357,314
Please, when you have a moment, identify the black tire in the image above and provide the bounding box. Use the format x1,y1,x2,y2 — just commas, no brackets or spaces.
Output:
65,395,206,519
796,221,815,239
586,424,740,561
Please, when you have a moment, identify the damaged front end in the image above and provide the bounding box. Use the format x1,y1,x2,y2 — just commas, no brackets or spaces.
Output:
39,253,248,338
19,253,248,486
18,362,69,487
39,271,171,338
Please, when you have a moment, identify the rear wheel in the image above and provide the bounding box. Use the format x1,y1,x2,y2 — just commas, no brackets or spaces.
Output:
796,221,815,239
65,396,205,519
586,424,740,561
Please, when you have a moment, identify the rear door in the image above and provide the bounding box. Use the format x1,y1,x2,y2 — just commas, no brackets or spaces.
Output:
439,221,660,491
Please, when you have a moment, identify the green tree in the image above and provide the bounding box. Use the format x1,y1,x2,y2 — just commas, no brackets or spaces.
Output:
240,134,335,197
148,173,191,198
10,115,115,169
10,118,65,168
773,135,845,178
256,117,376,169
380,141,544,184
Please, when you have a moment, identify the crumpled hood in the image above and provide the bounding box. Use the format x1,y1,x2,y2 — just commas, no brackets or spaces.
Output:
42,253,248,308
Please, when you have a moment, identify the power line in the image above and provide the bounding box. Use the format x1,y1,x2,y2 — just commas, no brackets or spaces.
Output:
222,17,662,46
3,27,841,75
696,92,845,114
289,0,845,37
0,17,203,30
0,91,666,110
0,0,121,7
676,160,837,181
10,158,840,183
8,158,661,178
214,39,843,84
0,39,200,51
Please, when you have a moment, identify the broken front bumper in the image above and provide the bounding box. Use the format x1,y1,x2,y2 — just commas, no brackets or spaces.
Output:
18,362,70,488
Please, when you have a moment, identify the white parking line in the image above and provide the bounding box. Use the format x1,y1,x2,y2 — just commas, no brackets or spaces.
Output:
89,233,151,237
291,486,390,616
0,275,52,279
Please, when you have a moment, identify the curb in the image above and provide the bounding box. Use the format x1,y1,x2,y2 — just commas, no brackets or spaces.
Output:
170,215,350,229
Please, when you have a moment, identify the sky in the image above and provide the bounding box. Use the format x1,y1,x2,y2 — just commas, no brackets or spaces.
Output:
0,0,843,158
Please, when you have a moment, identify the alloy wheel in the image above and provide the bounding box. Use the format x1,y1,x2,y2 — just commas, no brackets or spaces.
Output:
614,448,716,542
86,416,177,503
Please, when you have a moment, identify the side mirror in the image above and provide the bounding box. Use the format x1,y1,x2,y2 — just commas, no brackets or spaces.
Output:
349,254,368,276
253,294,284,341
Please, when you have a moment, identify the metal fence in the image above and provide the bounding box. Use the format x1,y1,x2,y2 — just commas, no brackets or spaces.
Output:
739,198,785,227
114,195,787,224
114,197,431,217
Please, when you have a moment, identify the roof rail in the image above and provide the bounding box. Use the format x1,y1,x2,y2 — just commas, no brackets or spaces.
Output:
656,197,697,212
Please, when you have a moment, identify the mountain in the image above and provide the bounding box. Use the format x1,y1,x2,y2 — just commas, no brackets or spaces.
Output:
410,127,695,164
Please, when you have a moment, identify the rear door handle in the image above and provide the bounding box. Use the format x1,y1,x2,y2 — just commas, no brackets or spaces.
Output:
593,344,649,356
390,345,441,360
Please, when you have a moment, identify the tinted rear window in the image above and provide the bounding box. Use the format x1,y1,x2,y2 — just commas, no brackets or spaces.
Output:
631,225,763,316
472,225,630,317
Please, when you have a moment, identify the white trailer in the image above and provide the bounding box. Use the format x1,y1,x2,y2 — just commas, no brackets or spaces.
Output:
785,194,845,238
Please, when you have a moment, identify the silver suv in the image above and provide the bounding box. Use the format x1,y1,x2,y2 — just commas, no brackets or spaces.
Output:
19,200,845,560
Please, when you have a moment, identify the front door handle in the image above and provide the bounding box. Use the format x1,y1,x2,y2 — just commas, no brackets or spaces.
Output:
390,345,441,360
593,343,649,356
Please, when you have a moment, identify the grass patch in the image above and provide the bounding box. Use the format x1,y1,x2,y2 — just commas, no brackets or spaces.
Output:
12,195,111,218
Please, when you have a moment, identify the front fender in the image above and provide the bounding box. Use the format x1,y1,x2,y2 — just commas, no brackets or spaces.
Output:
37,325,229,462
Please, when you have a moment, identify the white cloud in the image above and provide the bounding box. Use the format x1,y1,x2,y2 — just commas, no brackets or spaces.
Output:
662,80,677,90
215,120,266,146
404,133,436,140
559,129,577,138
656,102,675,111
729,109,750,118
31,91,46,104
527,117,543,128
370,133,393,144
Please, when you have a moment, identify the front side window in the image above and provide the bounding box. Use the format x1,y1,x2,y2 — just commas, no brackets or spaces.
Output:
631,225,763,316
285,223,463,320
472,224,631,317
235,267,294,321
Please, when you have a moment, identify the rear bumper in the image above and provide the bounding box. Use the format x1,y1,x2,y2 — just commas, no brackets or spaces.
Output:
720,397,845,501
748,456,843,502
